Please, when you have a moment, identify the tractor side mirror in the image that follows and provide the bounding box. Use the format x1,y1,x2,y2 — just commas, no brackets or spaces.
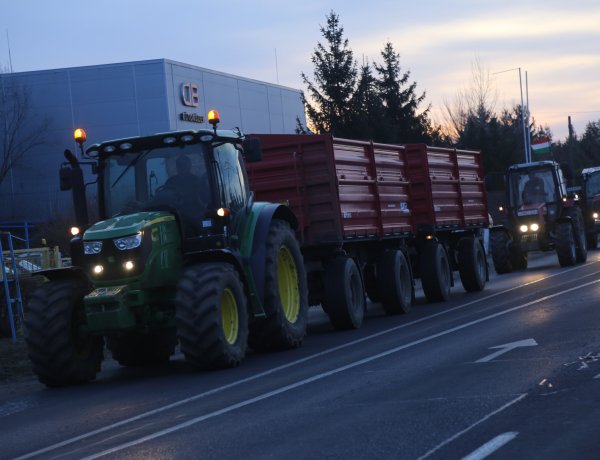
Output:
242,138,262,163
59,166,73,191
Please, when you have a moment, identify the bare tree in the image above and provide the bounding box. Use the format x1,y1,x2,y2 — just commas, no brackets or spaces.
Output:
0,68,50,188
442,58,497,140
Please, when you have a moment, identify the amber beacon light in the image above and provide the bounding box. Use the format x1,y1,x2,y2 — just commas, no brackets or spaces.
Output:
74,128,87,144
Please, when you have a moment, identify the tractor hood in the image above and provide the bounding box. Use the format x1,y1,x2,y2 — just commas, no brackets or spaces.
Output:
83,211,175,240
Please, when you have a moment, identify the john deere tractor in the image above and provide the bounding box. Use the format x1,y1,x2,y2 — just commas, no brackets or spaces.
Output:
24,111,308,387
490,160,587,273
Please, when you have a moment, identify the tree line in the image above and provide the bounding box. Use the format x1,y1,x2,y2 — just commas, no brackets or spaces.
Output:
300,11,600,179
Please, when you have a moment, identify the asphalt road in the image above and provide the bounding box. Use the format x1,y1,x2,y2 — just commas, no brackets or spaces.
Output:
2,250,600,460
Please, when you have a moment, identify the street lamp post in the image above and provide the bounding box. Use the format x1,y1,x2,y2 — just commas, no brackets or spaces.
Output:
493,67,530,163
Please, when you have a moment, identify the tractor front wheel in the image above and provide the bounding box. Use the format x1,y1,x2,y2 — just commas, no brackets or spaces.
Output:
176,263,248,369
25,280,104,387
490,230,513,274
556,222,577,267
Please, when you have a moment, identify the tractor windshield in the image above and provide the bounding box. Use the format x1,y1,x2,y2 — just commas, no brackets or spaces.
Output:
508,168,558,208
102,144,214,225
584,172,600,200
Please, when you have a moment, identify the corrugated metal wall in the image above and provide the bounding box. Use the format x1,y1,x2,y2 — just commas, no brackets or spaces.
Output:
0,59,305,223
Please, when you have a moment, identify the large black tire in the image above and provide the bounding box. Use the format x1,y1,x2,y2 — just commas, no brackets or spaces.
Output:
555,222,576,267
107,329,177,367
322,256,366,330
24,280,104,387
249,220,308,350
510,245,528,270
377,250,413,314
458,237,487,292
490,230,513,274
420,242,451,302
176,263,248,369
570,209,588,263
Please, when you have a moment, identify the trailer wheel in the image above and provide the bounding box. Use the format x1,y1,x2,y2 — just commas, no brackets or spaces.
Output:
249,220,308,351
490,230,513,274
555,222,577,267
322,256,366,329
377,250,413,314
176,263,248,369
458,237,487,292
420,242,451,302
107,329,177,367
24,280,103,387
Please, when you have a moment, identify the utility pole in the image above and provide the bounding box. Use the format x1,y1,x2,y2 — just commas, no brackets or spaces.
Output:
568,115,575,178
518,68,528,163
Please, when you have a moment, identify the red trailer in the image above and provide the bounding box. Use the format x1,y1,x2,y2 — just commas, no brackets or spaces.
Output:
247,134,489,329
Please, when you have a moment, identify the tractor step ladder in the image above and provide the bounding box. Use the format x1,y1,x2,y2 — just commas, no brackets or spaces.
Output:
1,232,25,343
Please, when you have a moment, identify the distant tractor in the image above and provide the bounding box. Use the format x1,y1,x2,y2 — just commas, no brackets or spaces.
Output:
580,166,600,249
24,111,308,387
490,160,587,273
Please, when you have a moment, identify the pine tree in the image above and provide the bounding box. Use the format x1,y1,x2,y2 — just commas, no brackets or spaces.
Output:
301,11,357,136
347,63,384,140
374,42,429,143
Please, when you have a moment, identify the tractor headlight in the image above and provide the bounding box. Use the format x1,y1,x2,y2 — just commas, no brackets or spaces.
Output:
84,241,103,254
530,223,539,232
519,225,528,233
593,212,599,220
93,264,104,274
114,232,142,250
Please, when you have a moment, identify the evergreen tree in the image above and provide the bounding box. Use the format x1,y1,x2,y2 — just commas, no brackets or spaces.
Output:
374,42,430,143
301,11,357,136
347,63,385,140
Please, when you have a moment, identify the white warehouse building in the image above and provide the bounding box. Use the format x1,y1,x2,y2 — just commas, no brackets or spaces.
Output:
0,58,306,223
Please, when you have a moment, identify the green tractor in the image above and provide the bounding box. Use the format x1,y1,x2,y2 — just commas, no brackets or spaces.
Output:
24,111,308,387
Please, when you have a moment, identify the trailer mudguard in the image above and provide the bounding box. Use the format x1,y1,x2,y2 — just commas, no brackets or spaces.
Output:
240,202,298,316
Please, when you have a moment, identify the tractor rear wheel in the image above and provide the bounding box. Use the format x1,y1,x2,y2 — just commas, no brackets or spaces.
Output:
176,263,248,369
322,256,366,329
25,280,104,387
556,222,577,267
458,237,487,292
107,329,177,367
490,230,513,274
249,220,308,351
420,242,451,302
377,250,413,314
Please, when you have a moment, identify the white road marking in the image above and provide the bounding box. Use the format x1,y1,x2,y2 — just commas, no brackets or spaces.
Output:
13,268,599,460
475,339,538,363
417,397,525,460
462,432,519,460
594,374,600,379
74,279,600,459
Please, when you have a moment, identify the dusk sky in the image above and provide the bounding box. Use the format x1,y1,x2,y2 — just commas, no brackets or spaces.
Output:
1,0,599,141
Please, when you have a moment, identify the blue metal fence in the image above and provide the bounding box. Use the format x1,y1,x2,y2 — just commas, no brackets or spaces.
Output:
1,233,25,343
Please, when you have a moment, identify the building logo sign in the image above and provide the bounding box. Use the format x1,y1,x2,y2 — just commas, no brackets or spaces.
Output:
180,82,204,123
181,82,199,107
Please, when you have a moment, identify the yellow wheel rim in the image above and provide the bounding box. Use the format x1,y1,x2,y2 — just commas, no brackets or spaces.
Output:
221,288,239,345
277,245,300,323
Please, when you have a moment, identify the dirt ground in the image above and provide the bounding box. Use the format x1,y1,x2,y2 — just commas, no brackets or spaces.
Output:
0,335,34,384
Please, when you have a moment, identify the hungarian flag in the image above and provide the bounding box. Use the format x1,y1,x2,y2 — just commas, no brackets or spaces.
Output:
532,137,551,155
